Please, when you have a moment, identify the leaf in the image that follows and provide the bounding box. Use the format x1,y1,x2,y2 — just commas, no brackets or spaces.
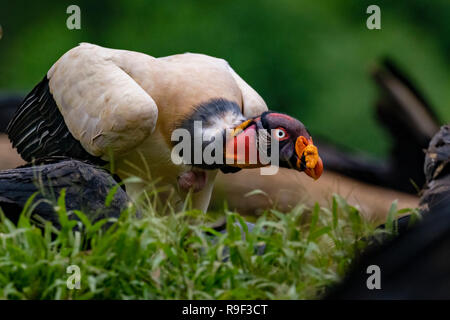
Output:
105,184,120,207
309,203,320,233
19,192,39,218
244,189,268,198
309,226,332,241
385,200,398,235
332,196,338,229
73,210,92,229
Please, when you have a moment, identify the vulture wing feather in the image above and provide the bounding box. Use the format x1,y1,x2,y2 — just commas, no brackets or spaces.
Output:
8,43,159,164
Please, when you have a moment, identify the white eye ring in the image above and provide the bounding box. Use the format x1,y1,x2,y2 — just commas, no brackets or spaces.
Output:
275,128,286,139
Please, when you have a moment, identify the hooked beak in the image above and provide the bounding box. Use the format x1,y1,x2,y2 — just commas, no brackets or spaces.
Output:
295,136,323,180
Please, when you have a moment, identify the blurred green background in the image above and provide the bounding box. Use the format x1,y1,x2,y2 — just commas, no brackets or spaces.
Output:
1,0,449,157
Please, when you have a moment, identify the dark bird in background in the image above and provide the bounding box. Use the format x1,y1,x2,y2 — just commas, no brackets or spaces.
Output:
420,125,450,214
321,58,442,194
326,125,450,299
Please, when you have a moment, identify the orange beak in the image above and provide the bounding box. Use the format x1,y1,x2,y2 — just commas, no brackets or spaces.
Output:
295,136,323,180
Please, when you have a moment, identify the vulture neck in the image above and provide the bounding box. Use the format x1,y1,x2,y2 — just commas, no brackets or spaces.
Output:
177,99,248,170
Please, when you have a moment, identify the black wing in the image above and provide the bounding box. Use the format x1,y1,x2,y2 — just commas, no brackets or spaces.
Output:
6,76,104,165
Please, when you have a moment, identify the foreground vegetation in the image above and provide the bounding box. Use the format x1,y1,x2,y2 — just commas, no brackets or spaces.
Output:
0,189,412,299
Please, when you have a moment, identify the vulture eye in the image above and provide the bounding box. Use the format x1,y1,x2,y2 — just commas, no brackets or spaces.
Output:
274,128,288,141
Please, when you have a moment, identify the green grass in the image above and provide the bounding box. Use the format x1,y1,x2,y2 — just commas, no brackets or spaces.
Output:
0,189,414,300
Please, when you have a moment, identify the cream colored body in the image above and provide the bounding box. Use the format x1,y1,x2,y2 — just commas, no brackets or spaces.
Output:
46,43,268,211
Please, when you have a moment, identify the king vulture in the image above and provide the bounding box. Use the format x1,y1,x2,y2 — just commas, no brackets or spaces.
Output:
7,43,323,212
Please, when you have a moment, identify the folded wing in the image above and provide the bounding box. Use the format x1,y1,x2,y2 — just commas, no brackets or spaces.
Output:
8,43,158,163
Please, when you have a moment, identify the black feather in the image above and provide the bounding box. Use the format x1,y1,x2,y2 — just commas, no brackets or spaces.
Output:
7,76,105,165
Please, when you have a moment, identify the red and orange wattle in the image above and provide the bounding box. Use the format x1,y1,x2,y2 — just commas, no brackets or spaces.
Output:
225,123,262,168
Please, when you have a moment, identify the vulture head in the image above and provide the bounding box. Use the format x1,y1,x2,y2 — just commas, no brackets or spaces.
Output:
224,111,323,180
